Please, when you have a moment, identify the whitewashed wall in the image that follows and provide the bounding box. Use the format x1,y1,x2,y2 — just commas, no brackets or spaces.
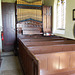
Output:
0,0,2,52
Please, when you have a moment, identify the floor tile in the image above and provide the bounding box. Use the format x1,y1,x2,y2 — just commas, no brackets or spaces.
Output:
0,53,23,75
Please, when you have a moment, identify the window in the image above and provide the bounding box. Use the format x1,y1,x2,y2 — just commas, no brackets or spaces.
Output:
57,0,66,29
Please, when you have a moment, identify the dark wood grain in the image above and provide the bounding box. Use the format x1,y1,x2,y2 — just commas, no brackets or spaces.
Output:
18,35,75,75
2,3,16,52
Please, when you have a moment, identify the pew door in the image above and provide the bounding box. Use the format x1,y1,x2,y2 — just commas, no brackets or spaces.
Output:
43,6,52,34
2,3,16,52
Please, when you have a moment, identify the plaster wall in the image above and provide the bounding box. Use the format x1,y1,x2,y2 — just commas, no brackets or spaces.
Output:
0,0,2,52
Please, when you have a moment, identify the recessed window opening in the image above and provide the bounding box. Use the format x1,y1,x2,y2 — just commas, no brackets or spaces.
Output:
57,0,66,30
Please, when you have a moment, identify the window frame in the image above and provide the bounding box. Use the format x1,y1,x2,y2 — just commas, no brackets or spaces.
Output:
56,0,66,30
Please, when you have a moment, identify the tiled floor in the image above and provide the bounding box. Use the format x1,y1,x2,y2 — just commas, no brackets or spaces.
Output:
0,52,23,75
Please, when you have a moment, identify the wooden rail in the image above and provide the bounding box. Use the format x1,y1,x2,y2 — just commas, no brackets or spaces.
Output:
20,38,65,42
23,40,75,47
28,44,75,54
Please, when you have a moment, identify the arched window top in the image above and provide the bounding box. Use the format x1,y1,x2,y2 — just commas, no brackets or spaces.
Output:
57,0,65,4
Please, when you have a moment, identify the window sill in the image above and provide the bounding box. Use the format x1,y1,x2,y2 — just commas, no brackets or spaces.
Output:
57,28,65,30
53,29,65,35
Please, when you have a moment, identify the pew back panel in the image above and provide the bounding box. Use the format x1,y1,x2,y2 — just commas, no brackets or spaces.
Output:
18,35,75,75
28,44,75,54
18,40,39,75
35,51,75,75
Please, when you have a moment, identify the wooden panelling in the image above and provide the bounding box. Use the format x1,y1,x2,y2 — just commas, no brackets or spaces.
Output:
35,54,47,70
43,6,47,32
17,20,43,34
43,6,46,14
23,31,41,35
43,6,52,33
35,52,75,74
28,44,75,54
59,53,70,69
70,53,75,68
2,3,16,52
43,15,46,31
47,7,51,31
18,40,39,75
47,54,59,72
18,35,75,75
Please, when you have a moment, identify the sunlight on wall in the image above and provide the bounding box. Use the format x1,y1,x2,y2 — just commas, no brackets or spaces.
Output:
53,0,75,39
53,0,65,35
44,0,75,39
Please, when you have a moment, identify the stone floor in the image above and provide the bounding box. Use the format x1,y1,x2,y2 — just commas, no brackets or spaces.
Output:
0,52,23,75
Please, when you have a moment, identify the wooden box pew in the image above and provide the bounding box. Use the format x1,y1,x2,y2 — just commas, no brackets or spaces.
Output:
22,40,75,47
28,44,75,54
18,39,75,75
